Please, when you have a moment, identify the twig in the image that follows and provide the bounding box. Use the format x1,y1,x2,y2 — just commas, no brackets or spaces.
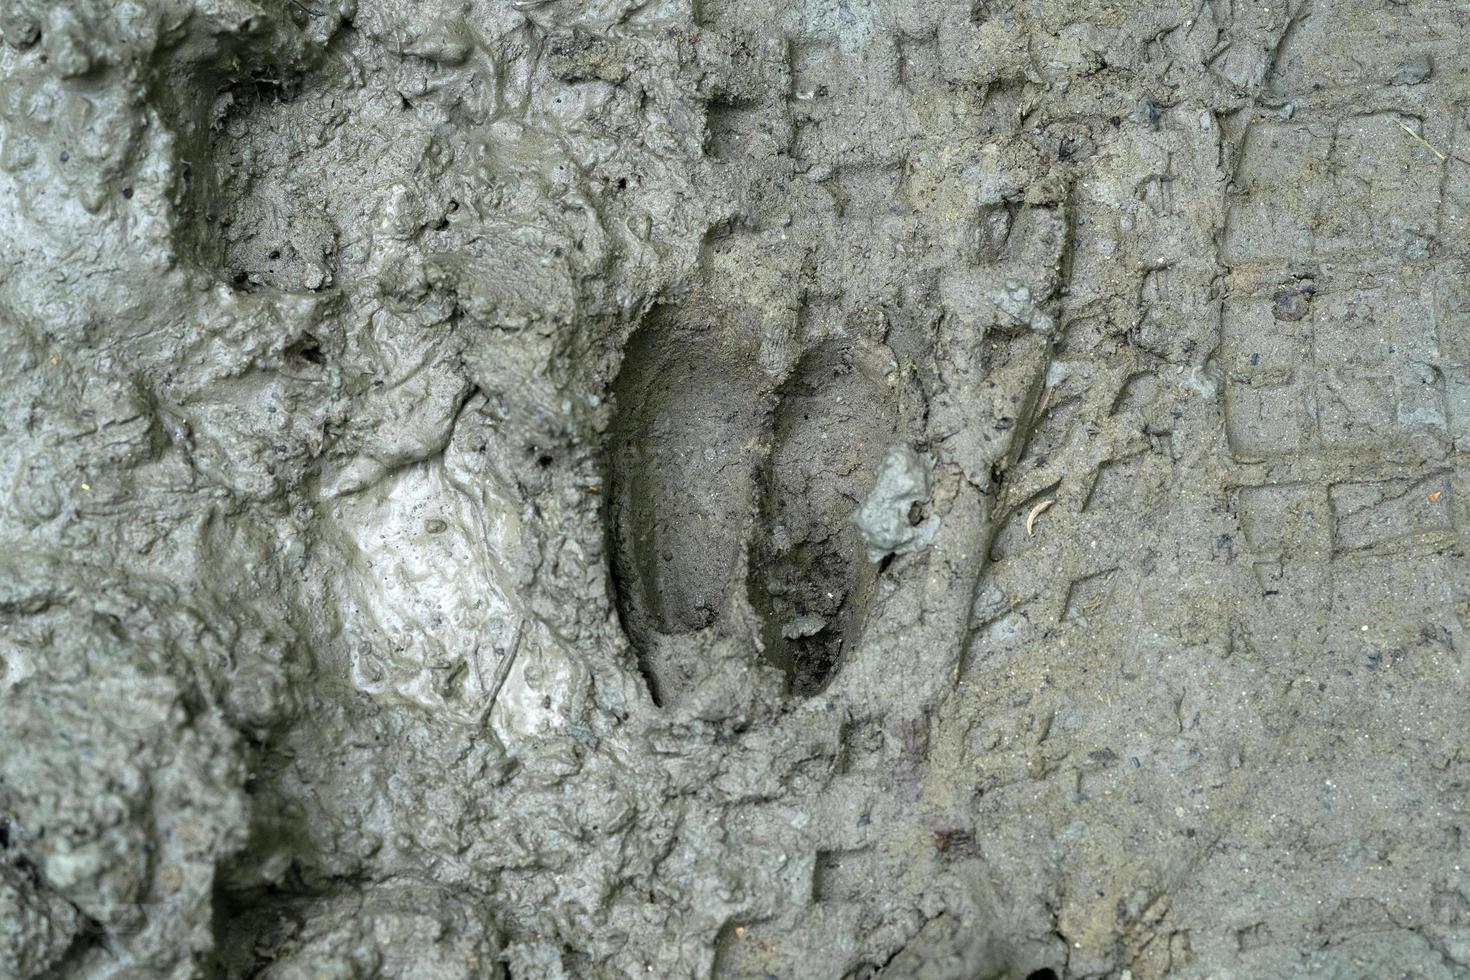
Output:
1025,498,1054,536
1396,118,1447,162
477,619,525,726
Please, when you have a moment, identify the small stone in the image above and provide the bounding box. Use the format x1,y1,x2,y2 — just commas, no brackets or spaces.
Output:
1389,52,1432,86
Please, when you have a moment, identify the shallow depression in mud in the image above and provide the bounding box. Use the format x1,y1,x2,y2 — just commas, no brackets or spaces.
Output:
748,341,899,696
606,305,768,701
608,309,906,703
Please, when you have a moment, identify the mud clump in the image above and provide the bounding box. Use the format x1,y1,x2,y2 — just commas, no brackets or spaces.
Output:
4,0,1470,978
852,445,940,564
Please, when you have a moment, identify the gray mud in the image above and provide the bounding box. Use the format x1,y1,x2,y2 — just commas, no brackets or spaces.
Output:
3,0,1470,977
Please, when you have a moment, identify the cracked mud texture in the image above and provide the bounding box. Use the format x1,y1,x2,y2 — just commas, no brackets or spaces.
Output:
3,0,1470,977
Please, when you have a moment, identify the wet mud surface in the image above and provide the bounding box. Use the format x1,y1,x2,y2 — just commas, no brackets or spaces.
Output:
4,0,1470,977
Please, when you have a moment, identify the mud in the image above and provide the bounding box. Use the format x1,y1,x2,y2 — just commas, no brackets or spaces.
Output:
3,0,1470,978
